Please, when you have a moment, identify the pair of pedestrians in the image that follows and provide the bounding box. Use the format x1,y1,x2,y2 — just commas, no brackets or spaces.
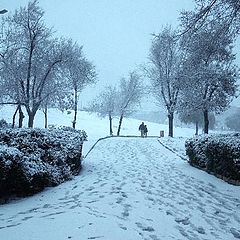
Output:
138,122,148,137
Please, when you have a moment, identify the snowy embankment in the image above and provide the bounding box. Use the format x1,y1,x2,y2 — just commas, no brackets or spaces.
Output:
0,138,240,240
0,105,196,155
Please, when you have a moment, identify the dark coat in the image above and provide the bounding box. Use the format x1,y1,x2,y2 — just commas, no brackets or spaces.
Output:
139,123,145,131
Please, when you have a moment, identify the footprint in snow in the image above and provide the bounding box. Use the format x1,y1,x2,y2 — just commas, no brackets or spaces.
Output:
135,222,155,232
196,226,206,234
230,228,240,239
175,217,190,225
87,236,104,239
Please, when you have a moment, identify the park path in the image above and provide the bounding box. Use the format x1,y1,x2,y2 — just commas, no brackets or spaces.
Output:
0,137,240,240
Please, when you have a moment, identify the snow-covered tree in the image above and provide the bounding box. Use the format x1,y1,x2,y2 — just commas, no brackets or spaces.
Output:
179,21,238,134
0,1,95,128
148,27,182,137
0,32,26,127
180,0,240,37
178,110,215,135
116,71,143,136
89,86,117,136
63,41,97,129
0,1,71,127
39,72,71,128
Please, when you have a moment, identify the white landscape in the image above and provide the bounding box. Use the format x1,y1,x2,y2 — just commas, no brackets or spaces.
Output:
0,0,240,239
0,107,240,240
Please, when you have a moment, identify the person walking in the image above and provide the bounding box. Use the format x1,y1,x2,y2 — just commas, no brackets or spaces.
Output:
144,125,148,137
138,122,145,137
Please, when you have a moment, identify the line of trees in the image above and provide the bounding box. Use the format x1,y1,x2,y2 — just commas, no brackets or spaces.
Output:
3,0,238,136
78,0,239,137
146,0,239,137
0,0,96,128
93,0,240,137
89,71,143,136
89,19,238,137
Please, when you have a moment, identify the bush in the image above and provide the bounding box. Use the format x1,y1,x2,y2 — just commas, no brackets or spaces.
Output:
185,136,208,168
0,119,10,129
0,128,87,200
185,134,240,184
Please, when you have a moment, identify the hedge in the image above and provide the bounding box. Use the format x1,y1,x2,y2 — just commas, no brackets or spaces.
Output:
185,133,240,185
0,127,87,201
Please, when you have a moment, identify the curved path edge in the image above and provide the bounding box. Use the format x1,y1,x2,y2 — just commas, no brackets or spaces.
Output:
84,135,179,161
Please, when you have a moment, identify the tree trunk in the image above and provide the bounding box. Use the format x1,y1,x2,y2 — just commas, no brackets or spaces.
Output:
72,88,78,129
109,113,113,136
203,109,209,134
12,105,20,128
27,108,38,128
18,105,24,128
117,114,123,136
168,112,174,137
195,120,199,135
43,105,48,128
28,112,35,128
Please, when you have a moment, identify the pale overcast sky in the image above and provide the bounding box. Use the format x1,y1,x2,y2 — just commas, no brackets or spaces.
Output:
1,1,239,108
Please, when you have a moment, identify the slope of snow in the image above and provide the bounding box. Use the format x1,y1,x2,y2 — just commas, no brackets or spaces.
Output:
0,106,196,155
0,106,240,240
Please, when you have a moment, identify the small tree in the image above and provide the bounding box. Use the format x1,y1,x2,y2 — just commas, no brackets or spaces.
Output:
178,110,215,135
89,86,117,136
116,71,143,136
0,1,95,128
64,41,97,129
0,1,71,127
179,21,238,134
148,27,182,137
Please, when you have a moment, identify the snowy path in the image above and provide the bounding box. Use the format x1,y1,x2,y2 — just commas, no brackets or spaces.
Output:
1,138,240,240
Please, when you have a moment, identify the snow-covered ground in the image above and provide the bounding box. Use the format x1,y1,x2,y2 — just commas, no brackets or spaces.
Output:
0,106,196,155
0,106,240,240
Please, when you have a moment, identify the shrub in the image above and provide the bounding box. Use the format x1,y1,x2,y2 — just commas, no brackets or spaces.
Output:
185,136,209,168
0,119,10,129
0,128,87,200
185,134,240,184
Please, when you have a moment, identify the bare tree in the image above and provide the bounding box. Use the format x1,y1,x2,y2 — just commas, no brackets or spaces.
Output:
64,41,97,129
180,0,240,37
39,73,67,128
89,86,117,136
148,27,182,137
178,109,215,135
179,22,238,134
0,1,86,128
116,71,143,136
0,42,25,127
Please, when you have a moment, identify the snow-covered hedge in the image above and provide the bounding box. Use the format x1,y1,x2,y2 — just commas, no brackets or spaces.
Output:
185,134,240,184
0,128,87,200
0,119,11,129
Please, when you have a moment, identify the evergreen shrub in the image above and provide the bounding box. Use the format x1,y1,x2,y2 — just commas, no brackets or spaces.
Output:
185,133,240,184
0,128,87,200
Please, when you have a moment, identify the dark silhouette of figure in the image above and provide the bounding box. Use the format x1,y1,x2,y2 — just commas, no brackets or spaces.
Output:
144,125,148,137
139,122,145,137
